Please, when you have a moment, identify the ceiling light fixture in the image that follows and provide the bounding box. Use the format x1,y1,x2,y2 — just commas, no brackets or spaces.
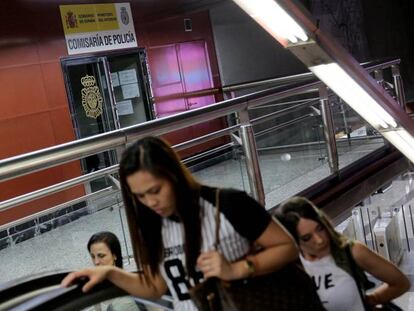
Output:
232,0,414,163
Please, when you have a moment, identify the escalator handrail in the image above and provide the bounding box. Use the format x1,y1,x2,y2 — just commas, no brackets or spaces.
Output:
0,270,173,311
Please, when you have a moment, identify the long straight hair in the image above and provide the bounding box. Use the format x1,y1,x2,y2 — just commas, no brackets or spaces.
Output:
119,136,201,278
276,197,374,294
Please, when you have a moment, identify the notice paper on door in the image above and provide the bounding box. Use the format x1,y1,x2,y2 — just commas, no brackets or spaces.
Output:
119,69,138,85
111,72,120,87
121,83,140,99
116,100,134,116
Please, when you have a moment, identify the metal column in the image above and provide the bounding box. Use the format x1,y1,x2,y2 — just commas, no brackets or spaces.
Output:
319,86,339,173
392,65,407,110
238,108,265,206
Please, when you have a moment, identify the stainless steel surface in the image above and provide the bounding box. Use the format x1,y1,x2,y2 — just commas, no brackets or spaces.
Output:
151,60,398,102
0,57,404,218
0,131,124,182
255,114,314,139
174,124,240,151
103,57,122,130
249,97,319,110
0,166,118,212
365,59,401,73
250,100,317,125
246,82,321,110
0,79,319,182
256,134,382,153
0,59,399,183
319,86,339,173
392,65,407,110
107,175,121,190
182,143,235,165
0,187,116,232
374,69,384,85
239,109,265,205
222,72,314,92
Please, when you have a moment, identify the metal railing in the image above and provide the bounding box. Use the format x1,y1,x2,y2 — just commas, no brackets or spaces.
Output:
0,58,407,311
0,187,117,232
0,78,324,208
0,58,404,214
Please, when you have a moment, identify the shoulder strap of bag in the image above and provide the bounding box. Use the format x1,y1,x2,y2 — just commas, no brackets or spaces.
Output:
344,243,370,311
213,188,221,250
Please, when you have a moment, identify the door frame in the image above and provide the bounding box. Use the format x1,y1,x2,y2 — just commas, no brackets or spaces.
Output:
60,49,154,193
61,48,154,136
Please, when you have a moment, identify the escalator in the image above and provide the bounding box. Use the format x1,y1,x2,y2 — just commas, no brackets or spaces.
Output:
0,271,173,311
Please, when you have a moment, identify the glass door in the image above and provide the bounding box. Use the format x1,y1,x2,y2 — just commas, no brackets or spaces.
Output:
107,50,153,127
62,50,154,193
62,57,118,193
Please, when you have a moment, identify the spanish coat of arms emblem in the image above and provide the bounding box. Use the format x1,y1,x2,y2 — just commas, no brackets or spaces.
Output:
120,7,129,25
80,75,103,119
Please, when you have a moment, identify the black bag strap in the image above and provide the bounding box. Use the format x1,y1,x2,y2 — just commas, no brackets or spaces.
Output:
213,189,221,250
344,244,370,311
345,244,403,311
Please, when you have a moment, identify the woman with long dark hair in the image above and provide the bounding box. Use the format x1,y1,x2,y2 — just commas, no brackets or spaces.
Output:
63,136,302,311
276,196,410,311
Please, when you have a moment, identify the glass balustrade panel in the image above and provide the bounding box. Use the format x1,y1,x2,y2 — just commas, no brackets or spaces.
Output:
191,141,250,194
252,101,331,208
0,187,131,284
330,95,386,169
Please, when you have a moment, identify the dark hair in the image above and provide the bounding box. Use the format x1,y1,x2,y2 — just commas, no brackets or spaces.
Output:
119,136,201,278
276,197,367,286
276,196,346,248
87,231,123,268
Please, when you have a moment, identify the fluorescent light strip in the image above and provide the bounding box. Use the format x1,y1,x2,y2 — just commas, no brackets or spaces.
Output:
232,0,308,44
382,130,414,163
310,63,397,129
231,0,414,162
394,130,414,154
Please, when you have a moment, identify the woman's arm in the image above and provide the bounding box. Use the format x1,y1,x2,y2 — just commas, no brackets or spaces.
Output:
232,217,298,278
61,265,168,299
351,241,410,305
198,218,298,280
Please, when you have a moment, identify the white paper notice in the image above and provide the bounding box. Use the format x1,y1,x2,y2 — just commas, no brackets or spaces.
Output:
111,72,120,87
119,69,138,85
121,83,140,99
117,100,134,116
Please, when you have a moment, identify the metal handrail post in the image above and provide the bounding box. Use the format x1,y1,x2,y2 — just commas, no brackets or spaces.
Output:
374,69,384,86
238,107,265,205
392,65,407,111
319,86,339,173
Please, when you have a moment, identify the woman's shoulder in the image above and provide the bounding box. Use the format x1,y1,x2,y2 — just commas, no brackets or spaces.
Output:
349,240,370,260
200,185,255,205
346,240,384,272
200,185,270,240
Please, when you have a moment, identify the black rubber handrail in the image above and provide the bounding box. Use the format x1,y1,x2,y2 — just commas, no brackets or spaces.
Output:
0,271,173,311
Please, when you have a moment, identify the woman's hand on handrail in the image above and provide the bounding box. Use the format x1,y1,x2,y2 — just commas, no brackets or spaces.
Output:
61,266,168,300
61,266,112,293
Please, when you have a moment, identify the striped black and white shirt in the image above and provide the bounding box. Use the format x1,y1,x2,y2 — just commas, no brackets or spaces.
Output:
159,186,271,311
